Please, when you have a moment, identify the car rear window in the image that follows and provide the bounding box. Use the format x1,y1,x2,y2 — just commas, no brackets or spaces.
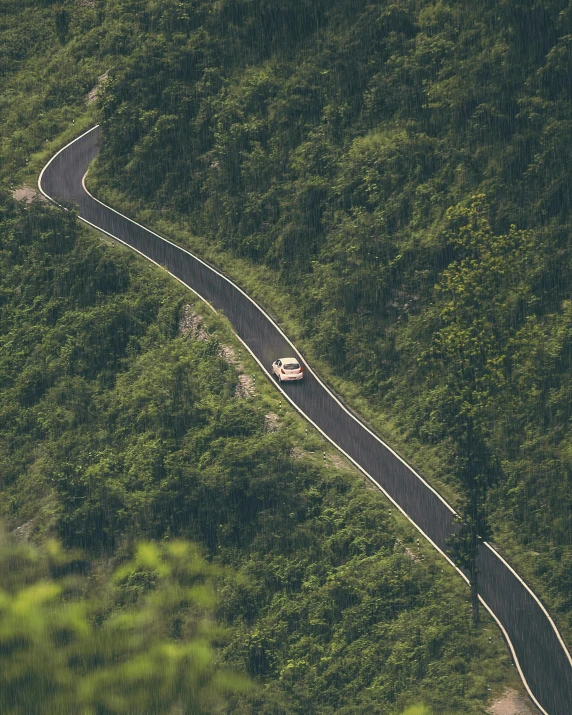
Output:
284,362,300,370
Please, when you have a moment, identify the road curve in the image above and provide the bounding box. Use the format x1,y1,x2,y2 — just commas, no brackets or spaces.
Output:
39,125,572,714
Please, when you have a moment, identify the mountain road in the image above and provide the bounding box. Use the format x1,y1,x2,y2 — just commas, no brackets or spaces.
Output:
39,125,572,714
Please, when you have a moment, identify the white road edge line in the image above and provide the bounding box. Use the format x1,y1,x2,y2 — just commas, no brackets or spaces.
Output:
38,125,99,206
39,124,572,714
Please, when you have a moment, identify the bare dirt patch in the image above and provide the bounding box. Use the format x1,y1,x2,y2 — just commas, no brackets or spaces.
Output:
12,186,44,203
403,546,420,562
179,305,209,341
11,519,35,542
394,538,420,561
265,412,280,431
86,71,109,104
488,689,537,715
235,374,255,398
219,344,243,368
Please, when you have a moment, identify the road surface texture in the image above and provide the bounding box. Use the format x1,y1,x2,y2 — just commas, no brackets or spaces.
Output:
39,125,572,714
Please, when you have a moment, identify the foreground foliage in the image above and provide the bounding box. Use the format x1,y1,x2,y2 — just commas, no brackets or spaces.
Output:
0,530,248,715
0,196,511,711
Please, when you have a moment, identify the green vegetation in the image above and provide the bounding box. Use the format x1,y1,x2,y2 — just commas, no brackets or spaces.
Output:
0,194,515,711
4,0,567,709
0,0,105,187
0,530,248,714
82,0,572,649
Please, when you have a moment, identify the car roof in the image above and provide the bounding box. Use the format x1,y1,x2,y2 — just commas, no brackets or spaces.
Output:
279,357,299,363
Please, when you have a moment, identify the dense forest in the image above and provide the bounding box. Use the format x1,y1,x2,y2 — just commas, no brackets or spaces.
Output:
3,0,572,710
0,195,512,712
86,0,572,647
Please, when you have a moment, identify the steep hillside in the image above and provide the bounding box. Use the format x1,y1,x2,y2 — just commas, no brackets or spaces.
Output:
85,0,572,648
0,194,516,712
1,0,567,709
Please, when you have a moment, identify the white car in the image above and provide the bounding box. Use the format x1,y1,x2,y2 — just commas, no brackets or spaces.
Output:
271,357,305,382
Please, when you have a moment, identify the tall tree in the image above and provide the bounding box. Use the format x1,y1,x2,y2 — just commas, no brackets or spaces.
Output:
420,196,535,623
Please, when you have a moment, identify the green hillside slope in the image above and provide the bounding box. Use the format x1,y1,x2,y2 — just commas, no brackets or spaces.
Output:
1,0,566,710
85,0,572,648
0,195,516,711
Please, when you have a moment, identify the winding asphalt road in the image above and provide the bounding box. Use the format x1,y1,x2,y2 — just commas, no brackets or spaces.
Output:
39,125,572,714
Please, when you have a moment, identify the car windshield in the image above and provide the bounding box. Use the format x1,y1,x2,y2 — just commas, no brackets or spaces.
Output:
284,362,300,370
